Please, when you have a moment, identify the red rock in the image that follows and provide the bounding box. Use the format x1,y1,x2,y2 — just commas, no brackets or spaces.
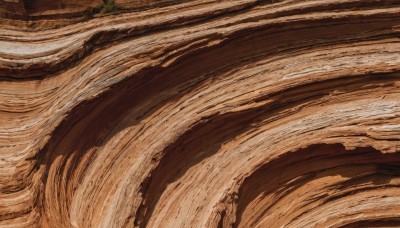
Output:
0,0,400,227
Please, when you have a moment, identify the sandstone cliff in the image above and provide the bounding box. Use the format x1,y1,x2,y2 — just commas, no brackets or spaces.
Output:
1,0,400,227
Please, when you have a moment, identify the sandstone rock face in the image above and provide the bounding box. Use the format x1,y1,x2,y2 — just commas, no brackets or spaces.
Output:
1,0,400,227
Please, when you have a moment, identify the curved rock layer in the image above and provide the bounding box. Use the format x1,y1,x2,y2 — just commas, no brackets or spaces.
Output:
1,0,400,227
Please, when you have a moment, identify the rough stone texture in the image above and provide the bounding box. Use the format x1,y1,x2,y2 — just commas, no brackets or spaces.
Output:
1,0,400,227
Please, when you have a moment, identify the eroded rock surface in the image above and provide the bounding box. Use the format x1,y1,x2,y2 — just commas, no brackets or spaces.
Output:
1,0,400,227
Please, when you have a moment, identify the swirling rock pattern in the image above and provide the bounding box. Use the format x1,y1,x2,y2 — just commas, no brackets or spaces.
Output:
1,0,400,227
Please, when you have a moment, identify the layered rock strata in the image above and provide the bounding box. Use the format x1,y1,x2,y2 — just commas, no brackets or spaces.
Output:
1,0,400,227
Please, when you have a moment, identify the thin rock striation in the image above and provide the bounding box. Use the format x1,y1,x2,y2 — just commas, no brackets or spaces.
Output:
1,0,400,227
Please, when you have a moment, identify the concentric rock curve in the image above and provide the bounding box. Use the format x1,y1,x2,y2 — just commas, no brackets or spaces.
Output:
1,0,400,227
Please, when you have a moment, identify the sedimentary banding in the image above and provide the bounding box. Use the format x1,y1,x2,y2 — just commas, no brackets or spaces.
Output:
0,0,400,227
